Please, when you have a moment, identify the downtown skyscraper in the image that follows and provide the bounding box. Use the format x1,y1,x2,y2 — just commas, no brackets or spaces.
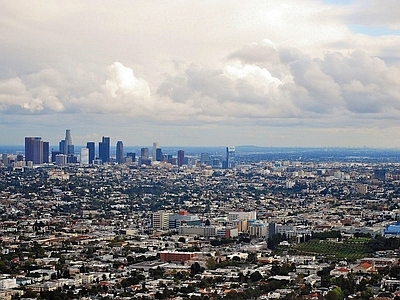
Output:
59,129,74,155
99,136,110,163
177,150,184,167
25,137,49,164
152,142,159,161
86,142,95,164
225,146,236,169
116,140,124,164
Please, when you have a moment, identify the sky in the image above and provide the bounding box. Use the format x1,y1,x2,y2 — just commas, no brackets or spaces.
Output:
1,1,400,148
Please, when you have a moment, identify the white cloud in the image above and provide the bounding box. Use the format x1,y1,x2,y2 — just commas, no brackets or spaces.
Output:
104,62,151,99
342,0,400,30
0,78,42,112
0,68,67,113
1,1,400,146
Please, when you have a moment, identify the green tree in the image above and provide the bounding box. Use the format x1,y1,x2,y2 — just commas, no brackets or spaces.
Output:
190,262,202,276
205,257,217,270
325,287,344,300
250,271,263,282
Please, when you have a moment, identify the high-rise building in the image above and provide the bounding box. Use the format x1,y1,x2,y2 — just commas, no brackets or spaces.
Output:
140,148,150,165
127,152,136,162
225,146,236,169
177,150,185,167
55,154,67,166
165,154,173,163
80,148,89,165
51,151,61,163
86,142,95,164
25,137,35,162
152,142,159,161
99,136,110,163
116,141,124,164
141,147,149,159
67,155,77,164
64,129,73,155
156,148,163,161
59,129,74,155
268,222,276,238
43,141,49,163
25,137,44,165
152,211,170,230
32,138,43,164
59,140,65,154
68,144,74,155
200,152,210,164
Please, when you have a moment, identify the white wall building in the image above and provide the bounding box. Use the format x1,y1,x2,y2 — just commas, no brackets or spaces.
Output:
80,148,89,165
152,211,170,230
0,278,18,290
228,211,257,221
248,220,268,237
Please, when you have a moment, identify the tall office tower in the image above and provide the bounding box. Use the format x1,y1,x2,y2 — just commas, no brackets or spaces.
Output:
33,137,43,164
156,148,163,161
25,137,35,162
80,148,89,165
86,142,95,164
127,152,136,162
140,147,150,165
141,147,149,160
268,222,276,238
68,144,74,155
225,146,236,169
165,154,173,163
59,140,65,154
116,141,124,164
51,151,61,163
64,129,73,154
42,141,49,163
152,211,170,230
99,136,110,163
177,150,185,167
200,152,210,164
25,137,44,164
67,155,77,164
152,142,159,161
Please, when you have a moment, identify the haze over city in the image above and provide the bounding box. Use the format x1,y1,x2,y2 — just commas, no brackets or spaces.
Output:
1,1,400,147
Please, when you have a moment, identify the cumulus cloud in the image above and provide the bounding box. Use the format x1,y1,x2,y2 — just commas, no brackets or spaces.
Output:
104,62,151,99
0,78,43,112
155,40,400,125
0,67,69,113
67,62,200,120
81,62,153,114
2,40,400,131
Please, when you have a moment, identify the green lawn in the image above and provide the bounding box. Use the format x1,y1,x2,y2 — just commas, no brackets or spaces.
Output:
293,240,373,261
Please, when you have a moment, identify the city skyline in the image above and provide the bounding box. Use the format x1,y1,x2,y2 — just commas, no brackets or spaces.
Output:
1,1,400,147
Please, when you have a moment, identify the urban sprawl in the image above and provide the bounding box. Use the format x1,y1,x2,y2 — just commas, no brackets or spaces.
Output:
1,131,400,300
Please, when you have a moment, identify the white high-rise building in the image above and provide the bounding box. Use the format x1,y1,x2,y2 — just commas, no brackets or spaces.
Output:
152,142,159,161
80,148,89,165
248,220,268,237
228,211,257,221
152,211,170,230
